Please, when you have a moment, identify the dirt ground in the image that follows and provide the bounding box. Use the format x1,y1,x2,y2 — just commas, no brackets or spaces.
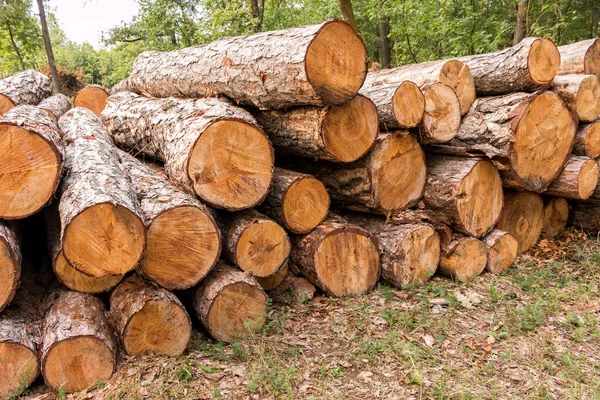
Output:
26,228,600,400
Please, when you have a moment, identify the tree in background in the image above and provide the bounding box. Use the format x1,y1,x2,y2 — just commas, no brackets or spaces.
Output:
0,0,41,75
36,0,59,92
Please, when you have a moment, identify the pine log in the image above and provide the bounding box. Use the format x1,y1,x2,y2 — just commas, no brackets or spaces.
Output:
495,191,544,254
541,197,568,239
0,221,21,313
254,94,378,163
270,275,316,305
543,155,599,200
438,234,487,282
110,275,191,356
0,70,51,115
551,75,600,122
117,151,221,290
457,37,560,95
57,108,145,276
423,155,503,238
103,92,274,210
482,229,518,274
0,105,64,219
258,167,330,234
121,20,367,109
290,215,380,297
568,199,600,231
38,93,71,121
74,84,109,118
40,290,117,393
192,261,268,342
359,81,425,130
256,261,289,291
557,38,600,77
573,121,600,158
429,91,577,192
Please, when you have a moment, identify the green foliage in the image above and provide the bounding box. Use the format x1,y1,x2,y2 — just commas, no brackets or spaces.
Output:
0,0,42,76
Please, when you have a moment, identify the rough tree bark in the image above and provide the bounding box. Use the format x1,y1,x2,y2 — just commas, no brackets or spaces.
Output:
483,229,518,274
550,74,600,122
557,38,600,77
74,84,109,118
541,197,569,239
38,93,71,121
543,155,599,200
572,121,600,158
0,70,51,115
495,191,544,254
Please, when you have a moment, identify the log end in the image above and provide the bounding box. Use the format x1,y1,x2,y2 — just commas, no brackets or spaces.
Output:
541,197,569,239
55,252,123,294
283,177,330,234
496,191,544,254
0,95,15,115
0,343,39,399
575,75,600,122
440,237,487,282
256,261,289,291
392,81,425,128
485,231,518,274
438,60,476,115
0,240,19,312
528,38,560,85
236,219,290,277
74,86,108,118
584,39,600,77
577,158,599,199
421,82,461,143
584,122,600,158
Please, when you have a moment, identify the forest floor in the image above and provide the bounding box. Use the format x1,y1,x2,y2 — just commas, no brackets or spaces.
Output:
26,228,600,400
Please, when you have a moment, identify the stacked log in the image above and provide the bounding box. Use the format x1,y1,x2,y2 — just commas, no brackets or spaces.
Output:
573,121,600,158
0,222,21,312
38,93,71,121
438,233,488,283
0,70,51,114
483,230,518,274
359,81,424,130
541,197,569,239
550,75,600,122
557,38,600,77
74,85,109,117
495,191,544,254
543,155,599,200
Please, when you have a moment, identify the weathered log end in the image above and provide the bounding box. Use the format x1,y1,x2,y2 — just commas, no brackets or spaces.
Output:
437,60,476,115
528,38,561,85
54,252,123,294
74,85,109,118
541,197,569,239
439,236,487,282
584,39,600,77
256,261,289,291
495,191,544,254
392,81,425,128
575,75,600,122
0,343,38,399
235,217,290,277
483,230,518,274
420,82,461,143
282,177,330,234
574,122,600,158
576,158,599,199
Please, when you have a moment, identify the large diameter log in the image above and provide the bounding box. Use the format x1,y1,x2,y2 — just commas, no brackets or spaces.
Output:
110,275,191,356
57,108,145,276
551,75,600,122
429,91,577,192
495,191,544,254
38,93,71,121
483,230,518,274
118,151,221,290
457,37,560,95
0,105,64,219
290,215,380,297
423,155,503,238
122,20,367,109
557,38,600,77
193,261,268,343
573,121,600,158
0,222,21,313
543,156,599,200
541,197,568,239
359,81,424,130
438,234,487,282
0,70,51,114
74,85,109,117
40,291,117,393
254,94,378,163
103,92,274,210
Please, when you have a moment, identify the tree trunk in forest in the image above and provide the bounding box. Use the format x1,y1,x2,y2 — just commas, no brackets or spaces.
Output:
0,221,21,313
543,155,599,200
74,85,109,118
541,197,568,239
551,75,600,122
359,81,425,130
36,0,59,93
513,1,527,45
438,233,488,282
249,0,264,32
256,261,289,291
495,191,544,254
557,38,600,78
378,0,391,68
483,229,518,274
38,93,71,121
337,0,359,32
572,121,600,158
5,19,25,70
0,70,51,115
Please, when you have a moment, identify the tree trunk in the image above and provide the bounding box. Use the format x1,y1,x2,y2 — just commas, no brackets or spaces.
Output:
120,20,367,109
73,84,109,118
253,94,378,163
359,81,424,130
513,1,527,45
337,0,359,32
57,108,145,277
556,38,600,77
36,0,60,93
110,275,191,356
0,221,20,313
572,121,600,158
5,19,25,70
543,155,599,200
458,37,560,95
256,261,289,290
0,70,51,115
541,197,568,239
192,261,268,343
423,155,503,238
38,93,71,121
103,92,274,211
551,75,600,122
495,191,544,254
483,229,518,274
378,0,391,68
0,105,63,219
290,214,380,297
258,168,330,234
438,233,487,282
40,290,117,393
270,274,316,305
429,91,577,192
249,0,264,32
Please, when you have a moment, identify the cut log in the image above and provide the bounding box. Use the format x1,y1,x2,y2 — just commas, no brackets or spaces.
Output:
217,209,290,278
40,290,117,393
117,151,221,290
110,275,191,356
573,121,600,158
103,92,274,210
57,108,145,276
495,191,544,254
359,81,424,130
551,75,600,122
38,93,71,121
482,229,518,274
423,155,503,238
121,20,367,109
73,84,109,118
258,167,330,234
256,261,289,291
0,105,64,219
0,221,21,313
569,199,600,231
192,261,268,342
254,94,378,163
438,234,487,282
541,197,568,239
290,215,380,297
0,70,51,115
415,82,462,143
557,38,600,77
543,155,599,200
270,275,316,305
429,91,577,192
457,37,560,95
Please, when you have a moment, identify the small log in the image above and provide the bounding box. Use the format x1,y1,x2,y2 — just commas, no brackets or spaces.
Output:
270,275,316,305
359,81,425,130
551,75,600,122
38,93,71,121
495,191,544,254
0,222,21,312
569,199,600,231
543,155,599,200
483,229,518,274
573,121,600,158
438,234,487,282
192,261,268,343
0,70,51,114
557,38,600,77
256,261,289,291
73,84,109,117
541,197,569,239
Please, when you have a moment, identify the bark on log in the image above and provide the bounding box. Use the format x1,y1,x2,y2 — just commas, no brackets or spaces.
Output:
40,290,117,393
0,70,51,115
543,155,599,200
429,91,577,192
423,155,503,238
551,75,600,122
482,229,518,274
495,191,544,254
74,84,109,118
121,20,367,109
0,221,21,313
103,91,274,210
573,121,600,158
438,234,487,282
57,108,145,276
256,261,289,290
359,81,424,130
568,199,600,231
117,151,221,290
0,105,64,219
290,214,380,297
541,197,568,239
192,261,268,343
457,37,560,95
254,94,378,163
110,275,191,356
557,38,600,77
38,93,71,121
270,274,316,305
258,167,330,234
